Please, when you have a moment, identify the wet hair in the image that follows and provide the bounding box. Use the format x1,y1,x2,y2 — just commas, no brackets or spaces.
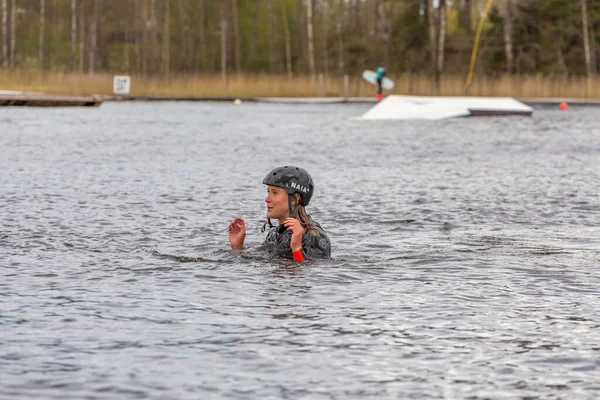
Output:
296,205,318,232
292,193,317,232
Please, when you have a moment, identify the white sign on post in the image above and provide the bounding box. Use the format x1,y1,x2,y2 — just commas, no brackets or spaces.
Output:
113,76,131,95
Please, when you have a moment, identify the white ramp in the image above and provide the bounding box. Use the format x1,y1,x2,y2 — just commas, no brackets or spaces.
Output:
360,96,470,120
358,95,533,120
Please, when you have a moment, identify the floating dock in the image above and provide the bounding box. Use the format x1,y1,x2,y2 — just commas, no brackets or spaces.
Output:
106,96,600,108
1,91,599,109
107,95,373,103
0,91,103,107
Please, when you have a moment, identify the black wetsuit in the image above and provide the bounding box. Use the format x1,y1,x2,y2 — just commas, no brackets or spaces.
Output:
260,222,331,259
376,67,386,95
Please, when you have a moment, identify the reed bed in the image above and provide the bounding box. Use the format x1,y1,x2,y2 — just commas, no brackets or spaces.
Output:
0,68,598,99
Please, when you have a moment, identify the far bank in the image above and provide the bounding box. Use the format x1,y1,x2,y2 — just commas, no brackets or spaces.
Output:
0,69,599,100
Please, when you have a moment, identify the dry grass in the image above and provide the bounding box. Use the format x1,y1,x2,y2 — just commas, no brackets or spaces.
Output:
1,68,599,99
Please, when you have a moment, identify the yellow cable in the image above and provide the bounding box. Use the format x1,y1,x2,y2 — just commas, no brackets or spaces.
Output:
465,0,495,90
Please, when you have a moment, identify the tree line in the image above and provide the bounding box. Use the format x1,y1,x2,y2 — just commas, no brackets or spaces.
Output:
0,0,598,79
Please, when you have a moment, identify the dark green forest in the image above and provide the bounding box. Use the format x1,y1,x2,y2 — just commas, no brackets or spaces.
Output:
1,0,598,78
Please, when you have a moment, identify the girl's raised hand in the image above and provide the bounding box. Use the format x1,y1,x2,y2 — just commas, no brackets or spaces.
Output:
228,217,246,250
284,218,304,252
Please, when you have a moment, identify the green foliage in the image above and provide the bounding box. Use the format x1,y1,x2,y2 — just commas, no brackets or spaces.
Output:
106,43,135,73
388,0,428,73
0,0,597,77
482,0,593,75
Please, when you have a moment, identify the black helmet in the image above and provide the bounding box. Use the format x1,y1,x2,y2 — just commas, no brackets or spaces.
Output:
262,166,314,206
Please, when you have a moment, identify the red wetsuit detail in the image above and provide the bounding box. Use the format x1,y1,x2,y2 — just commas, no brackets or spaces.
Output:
292,250,305,261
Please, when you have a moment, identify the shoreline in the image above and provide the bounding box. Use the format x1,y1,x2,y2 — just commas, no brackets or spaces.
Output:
2,70,600,104
2,91,600,108
109,96,600,107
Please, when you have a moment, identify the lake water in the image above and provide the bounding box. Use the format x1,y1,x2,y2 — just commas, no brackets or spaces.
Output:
1,101,599,399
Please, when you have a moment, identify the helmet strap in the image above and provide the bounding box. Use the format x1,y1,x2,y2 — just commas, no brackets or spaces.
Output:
288,195,302,219
261,217,274,233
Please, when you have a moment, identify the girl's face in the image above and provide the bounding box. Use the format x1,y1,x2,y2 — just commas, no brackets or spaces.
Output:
265,185,295,222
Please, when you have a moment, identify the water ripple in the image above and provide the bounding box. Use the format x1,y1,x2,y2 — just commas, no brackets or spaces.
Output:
1,103,599,399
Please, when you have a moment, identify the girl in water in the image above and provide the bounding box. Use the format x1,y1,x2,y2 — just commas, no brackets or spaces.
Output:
228,166,331,260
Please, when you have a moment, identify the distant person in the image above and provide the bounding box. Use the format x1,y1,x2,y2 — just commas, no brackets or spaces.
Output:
376,64,387,99
228,166,331,261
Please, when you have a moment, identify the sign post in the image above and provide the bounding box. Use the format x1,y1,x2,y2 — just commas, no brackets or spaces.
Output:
113,76,131,97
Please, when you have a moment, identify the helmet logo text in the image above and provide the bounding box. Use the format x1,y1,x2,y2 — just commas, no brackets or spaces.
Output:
288,182,310,193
